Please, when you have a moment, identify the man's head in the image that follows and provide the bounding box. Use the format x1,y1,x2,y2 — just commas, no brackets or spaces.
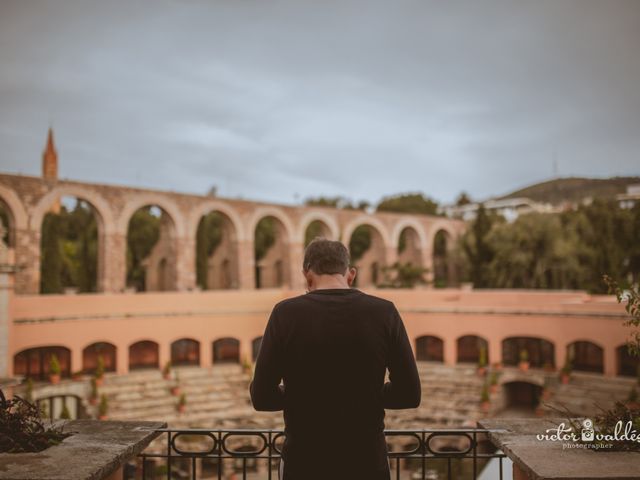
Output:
302,237,357,290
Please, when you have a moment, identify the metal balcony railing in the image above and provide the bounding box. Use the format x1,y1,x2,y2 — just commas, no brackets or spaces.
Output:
132,428,508,480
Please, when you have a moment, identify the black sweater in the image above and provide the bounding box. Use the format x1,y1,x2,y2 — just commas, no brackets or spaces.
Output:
249,288,421,479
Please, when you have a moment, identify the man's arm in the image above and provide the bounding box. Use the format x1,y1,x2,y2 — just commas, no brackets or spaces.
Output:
383,306,421,409
249,306,285,411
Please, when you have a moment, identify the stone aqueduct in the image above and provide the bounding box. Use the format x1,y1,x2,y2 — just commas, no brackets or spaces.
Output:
0,173,465,295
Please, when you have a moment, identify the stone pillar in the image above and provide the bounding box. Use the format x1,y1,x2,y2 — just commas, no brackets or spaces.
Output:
13,228,31,294
288,242,305,291
0,223,14,378
72,348,83,375
556,340,566,372
104,233,127,293
202,339,212,368
23,228,41,294
489,335,502,367
237,239,256,290
116,343,129,375
604,342,616,376
422,247,434,287
444,335,456,366
159,342,170,372
176,236,196,291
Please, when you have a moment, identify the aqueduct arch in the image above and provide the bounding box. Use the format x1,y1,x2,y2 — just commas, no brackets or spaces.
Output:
0,172,464,294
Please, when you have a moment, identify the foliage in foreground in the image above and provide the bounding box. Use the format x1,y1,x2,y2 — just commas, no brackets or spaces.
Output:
0,389,72,453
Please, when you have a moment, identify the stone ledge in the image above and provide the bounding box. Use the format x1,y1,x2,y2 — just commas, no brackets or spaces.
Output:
479,418,640,480
0,420,166,480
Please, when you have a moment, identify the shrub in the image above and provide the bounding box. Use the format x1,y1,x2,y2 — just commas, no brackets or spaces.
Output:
0,389,72,453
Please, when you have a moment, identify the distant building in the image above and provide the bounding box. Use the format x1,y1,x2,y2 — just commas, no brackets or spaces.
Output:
440,197,557,222
617,184,640,209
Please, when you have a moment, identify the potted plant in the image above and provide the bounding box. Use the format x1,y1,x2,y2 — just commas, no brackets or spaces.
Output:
170,372,181,396
60,399,71,420
560,360,572,384
542,362,555,372
163,361,172,380
480,384,490,413
98,394,108,420
72,370,84,381
477,346,488,376
94,355,105,386
242,356,253,375
177,393,187,413
89,377,99,406
491,361,503,371
49,354,61,384
489,370,500,394
518,349,530,372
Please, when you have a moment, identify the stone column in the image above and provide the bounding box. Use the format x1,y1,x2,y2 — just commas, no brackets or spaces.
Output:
116,343,129,375
0,223,14,378
202,339,212,368
488,335,502,367
104,233,127,293
13,228,31,294
159,342,170,373
72,348,83,375
176,236,196,291
604,342,616,376
237,239,256,290
443,335,457,366
22,228,41,294
422,247,434,288
288,242,305,291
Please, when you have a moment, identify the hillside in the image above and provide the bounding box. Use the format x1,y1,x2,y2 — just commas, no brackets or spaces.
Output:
498,176,640,205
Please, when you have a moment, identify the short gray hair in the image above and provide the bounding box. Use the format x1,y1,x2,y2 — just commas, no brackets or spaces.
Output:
303,237,350,275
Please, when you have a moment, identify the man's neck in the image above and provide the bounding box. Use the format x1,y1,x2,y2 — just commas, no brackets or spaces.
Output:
310,274,350,291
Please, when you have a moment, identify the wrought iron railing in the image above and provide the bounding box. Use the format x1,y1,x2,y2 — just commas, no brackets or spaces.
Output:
131,428,508,480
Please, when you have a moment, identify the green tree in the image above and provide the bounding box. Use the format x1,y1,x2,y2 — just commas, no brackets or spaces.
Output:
40,213,63,294
376,193,439,216
254,217,276,261
195,212,224,289
456,192,472,206
348,225,371,262
126,208,160,291
461,204,495,288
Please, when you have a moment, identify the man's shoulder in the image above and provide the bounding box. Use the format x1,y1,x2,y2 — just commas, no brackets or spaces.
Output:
356,290,397,310
271,294,308,312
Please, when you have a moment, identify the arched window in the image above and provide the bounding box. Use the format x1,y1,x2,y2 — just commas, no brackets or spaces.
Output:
13,346,71,380
82,342,116,373
129,340,159,370
415,336,444,362
171,338,200,366
617,344,640,377
457,335,488,364
213,338,240,364
567,341,603,373
502,337,555,368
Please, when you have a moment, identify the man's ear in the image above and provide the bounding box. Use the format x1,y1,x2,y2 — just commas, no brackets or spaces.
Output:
302,269,313,289
346,267,357,286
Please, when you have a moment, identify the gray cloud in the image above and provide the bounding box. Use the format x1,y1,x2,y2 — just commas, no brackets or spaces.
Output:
0,0,639,205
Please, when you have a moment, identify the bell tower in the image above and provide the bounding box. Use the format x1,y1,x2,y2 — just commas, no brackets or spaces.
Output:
42,127,58,181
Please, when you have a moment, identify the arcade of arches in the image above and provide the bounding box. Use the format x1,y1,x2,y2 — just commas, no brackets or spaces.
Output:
0,173,464,295
13,335,638,379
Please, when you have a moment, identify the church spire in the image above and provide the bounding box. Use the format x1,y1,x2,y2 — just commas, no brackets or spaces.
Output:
42,127,58,181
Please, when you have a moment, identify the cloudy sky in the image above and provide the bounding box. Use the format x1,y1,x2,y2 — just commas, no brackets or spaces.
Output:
0,0,639,206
